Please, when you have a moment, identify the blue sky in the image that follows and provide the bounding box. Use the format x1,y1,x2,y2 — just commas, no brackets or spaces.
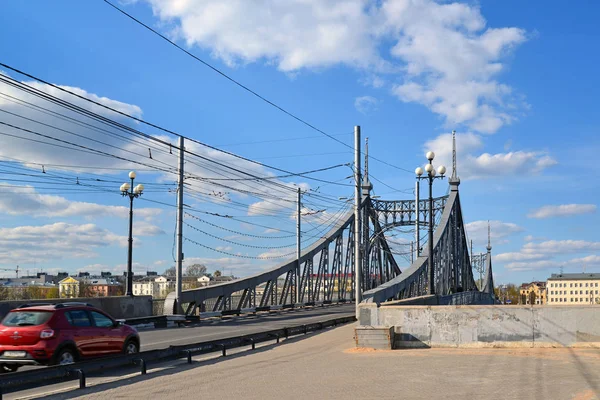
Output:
0,0,598,285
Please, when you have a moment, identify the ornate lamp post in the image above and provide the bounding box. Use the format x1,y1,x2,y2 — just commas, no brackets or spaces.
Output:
415,152,446,295
120,171,144,296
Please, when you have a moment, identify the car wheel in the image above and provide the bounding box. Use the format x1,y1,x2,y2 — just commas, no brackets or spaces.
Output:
124,340,139,354
54,348,77,366
0,364,19,373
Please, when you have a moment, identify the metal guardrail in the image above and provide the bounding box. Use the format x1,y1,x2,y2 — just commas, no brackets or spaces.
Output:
128,301,350,329
0,315,356,398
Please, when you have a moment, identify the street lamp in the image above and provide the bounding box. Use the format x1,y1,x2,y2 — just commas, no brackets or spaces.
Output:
415,151,446,295
120,171,144,296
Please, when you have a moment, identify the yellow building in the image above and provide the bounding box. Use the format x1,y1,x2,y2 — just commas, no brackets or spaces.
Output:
58,276,80,298
519,281,547,305
547,273,600,305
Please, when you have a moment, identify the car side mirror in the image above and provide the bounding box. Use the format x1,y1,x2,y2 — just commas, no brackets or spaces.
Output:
114,320,125,328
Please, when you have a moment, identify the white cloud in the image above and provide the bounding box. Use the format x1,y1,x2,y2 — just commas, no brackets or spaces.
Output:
354,96,379,114
423,132,556,180
465,219,523,246
497,239,600,272
142,0,527,133
494,252,548,263
527,204,597,219
0,223,127,266
522,240,600,255
524,235,547,242
570,255,600,266
135,221,166,236
146,0,378,72
0,184,162,219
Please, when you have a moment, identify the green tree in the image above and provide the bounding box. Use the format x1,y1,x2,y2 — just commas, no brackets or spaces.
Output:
186,264,207,277
214,270,222,278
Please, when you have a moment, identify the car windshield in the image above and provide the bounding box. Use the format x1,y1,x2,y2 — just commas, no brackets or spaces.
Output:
2,311,53,327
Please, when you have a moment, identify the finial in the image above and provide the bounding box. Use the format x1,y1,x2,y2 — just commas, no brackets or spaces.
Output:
449,130,460,189
486,220,492,252
451,130,457,179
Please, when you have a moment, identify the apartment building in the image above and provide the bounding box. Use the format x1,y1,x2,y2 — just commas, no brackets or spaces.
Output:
547,273,600,305
519,281,547,305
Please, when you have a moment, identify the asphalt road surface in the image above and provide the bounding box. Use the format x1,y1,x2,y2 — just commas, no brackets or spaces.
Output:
140,304,354,351
4,304,355,399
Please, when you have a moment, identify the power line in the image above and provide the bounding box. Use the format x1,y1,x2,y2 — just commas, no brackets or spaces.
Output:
102,0,352,149
0,63,358,191
100,1,414,175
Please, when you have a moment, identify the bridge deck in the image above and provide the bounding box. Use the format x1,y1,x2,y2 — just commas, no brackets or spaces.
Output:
16,322,600,400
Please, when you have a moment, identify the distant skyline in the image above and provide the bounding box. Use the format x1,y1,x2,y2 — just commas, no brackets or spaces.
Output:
0,0,598,284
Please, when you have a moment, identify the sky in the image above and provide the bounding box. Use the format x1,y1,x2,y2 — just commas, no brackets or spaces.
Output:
0,0,598,285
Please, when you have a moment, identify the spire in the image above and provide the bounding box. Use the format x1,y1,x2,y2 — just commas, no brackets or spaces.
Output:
452,130,456,178
449,130,460,188
486,220,492,252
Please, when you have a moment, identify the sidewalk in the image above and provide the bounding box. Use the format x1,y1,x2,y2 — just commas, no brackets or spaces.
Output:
42,323,600,400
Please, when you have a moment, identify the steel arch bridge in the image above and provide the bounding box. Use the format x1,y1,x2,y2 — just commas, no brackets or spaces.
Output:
164,178,495,316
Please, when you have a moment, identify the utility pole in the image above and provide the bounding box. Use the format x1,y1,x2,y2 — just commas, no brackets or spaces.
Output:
175,136,184,314
410,241,414,264
354,126,362,316
415,180,420,261
296,187,302,305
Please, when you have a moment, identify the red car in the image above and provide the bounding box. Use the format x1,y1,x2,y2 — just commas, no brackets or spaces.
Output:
0,303,140,372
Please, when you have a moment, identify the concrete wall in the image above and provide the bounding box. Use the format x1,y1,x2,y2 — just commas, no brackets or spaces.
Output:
0,296,153,320
358,304,600,348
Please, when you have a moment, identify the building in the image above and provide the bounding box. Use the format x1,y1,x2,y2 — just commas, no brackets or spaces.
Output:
519,281,547,305
197,276,210,287
547,273,600,305
59,277,122,298
133,276,175,298
59,276,80,298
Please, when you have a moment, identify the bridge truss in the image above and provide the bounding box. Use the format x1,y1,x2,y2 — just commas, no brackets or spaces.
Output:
165,180,494,316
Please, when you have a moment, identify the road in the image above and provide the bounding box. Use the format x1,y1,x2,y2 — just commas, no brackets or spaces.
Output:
4,304,354,399
140,304,354,350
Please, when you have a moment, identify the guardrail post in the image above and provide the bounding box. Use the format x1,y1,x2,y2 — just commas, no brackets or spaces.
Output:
284,328,289,339
74,369,85,389
249,338,255,350
221,344,227,357
136,359,147,375
303,324,307,335
186,350,193,364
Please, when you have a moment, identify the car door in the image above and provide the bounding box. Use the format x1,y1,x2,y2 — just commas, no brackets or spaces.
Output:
64,310,97,357
89,311,121,354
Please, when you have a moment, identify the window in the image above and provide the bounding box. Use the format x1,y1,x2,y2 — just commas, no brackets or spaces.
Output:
2,311,52,327
575,298,578,302
586,290,589,295
581,298,583,302
569,283,572,287
570,291,573,295
586,283,589,287
91,311,114,328
66,310,92,327
580,283,583,287
596,283,598,287
571,298,574,302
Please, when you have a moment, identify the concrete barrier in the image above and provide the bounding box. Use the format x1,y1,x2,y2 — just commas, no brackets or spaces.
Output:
0,296,153,320
358,303,600,348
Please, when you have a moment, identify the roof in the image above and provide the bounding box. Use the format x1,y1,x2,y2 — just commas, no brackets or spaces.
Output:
548,273,600,281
